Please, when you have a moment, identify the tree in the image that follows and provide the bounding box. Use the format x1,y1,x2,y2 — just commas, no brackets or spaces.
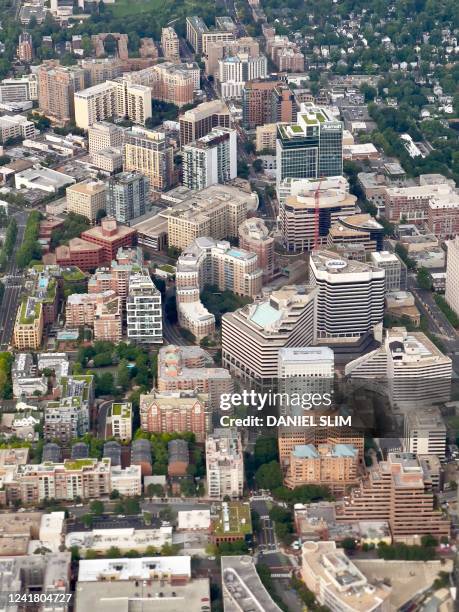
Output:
110,489,120,499
254,461,283,490
89,500,104,515
340,537,357,551
417,267,431,290
252,159,264,173
81,514,93,528
146,483,164,498
237,160,250,179
96,208,107,222
117,359,131,391
106,546,122,558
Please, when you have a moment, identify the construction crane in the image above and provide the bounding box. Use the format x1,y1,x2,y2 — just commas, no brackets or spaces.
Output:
313,177,324,250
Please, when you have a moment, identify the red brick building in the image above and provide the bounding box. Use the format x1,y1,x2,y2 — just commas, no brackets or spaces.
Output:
81,217,137,263
55,238,104,271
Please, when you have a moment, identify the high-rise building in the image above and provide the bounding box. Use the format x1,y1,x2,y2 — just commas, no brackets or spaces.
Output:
309,250,385,341
126,271,162,344
0,74,38,103
370,251,405,293
327,214,384,253
13,298,44,350
88,122,125,155
206,428,244,499
161,27,180,62
80,58,124,87
37,61,85,124
123,127,174,193
140,391,209,442
74,80,152,130
186,16,209,55
66,179,107,223
404,407,446,459
205,37,260,77
345,327,452,411
242,80,295,129
222,285,317,386
179,100,231,146
238,217,274,282
182,127,237,191
202,30,234,56
276,105,343,188
17,32,33,62
446,235,459,317
336,452,450,541
107,171,149,224
218,53,268,100
278,176,356,252
44,396,89,443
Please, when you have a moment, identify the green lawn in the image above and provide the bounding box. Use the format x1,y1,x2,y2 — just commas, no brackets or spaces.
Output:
110,0,164,18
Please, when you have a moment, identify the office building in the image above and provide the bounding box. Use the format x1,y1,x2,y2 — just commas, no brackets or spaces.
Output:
37,61,85,124
157,345,233,411
218,53,268,100
161,27,180,61
0,74,38,103
446,235,459,316
182,127,237,190
13,298,44,350
222,285,317,386
276,105,343,188
404,407,446,459
123,127,174,193
309,250,385,340
327,214,384,253
107,171,149,224
179,99,230,146
176,237,262,340
140,391,209,442
106,402,132,441
370,251,405,293
165,184,251,251
0,114,36,142
206,428,243,499
336,452,450,541
345,327,452,411
301,541,391,612
88,121,124,155
17,33,33,62
243,80,295,129
126,271,162,344
238,217,274,282
81,217,137,262
279,176,356,252
286,443,359,493
66,180,107,223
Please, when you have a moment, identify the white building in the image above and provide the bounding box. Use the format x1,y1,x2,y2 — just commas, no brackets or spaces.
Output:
218,53,268,99
206,427,244,499
446,235,459,317
370,251,404,293
404,407,446,459
88,121,125,154
309,250,385,341
66,525,172,555
0,114,36,142
106,402,132,441
0,74,38,102
15,166,75,193
39,511,65,552
126,272,162,344
110,465,142,497
177,509,211,531
182,127,237,191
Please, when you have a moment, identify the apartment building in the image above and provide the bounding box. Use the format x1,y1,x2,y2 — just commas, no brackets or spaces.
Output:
278,176,356,252
93,292,122,342
44,396,89,443
404,407,446,458
140,391,209,442
91,147,123,174
242,81,295,129
17,32,33,62
74,80,152,130
123,127,174,193
309,250,385,341
65,289,119,332
0,115,35,142
268,36,305,72
384,181,458,223
179,99,231,145
202,30,234,56
66,180,107,223
206,428,243,499
106,402,132,441
345,327,452,411
161,27,180,62
222,285,317,386
37,61,85,124
336,452,450,542
182,127,237,190
88,121,124,154
238,217,274,282
286,443,359,493
13,298,44,350
175,237,262,340
126,271,162,344
276,105,343,188
186,16,209,54
110,465,142,497
157,345,233,410
143,62,195,107
446,235,459,316
165,184,250,251
107,171,149,224
218,53,268,100
81,58,124,87
255,123,277,152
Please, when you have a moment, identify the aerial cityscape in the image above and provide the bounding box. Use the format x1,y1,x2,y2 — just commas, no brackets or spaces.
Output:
0,0,457,609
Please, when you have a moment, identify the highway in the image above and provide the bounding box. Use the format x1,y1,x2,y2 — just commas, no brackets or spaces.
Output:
0,209,28,350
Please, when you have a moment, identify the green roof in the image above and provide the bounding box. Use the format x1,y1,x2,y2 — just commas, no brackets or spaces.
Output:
111,402,132,417
19,299,41,325
212,502,252,536
64,458,95,470
62,267,86,282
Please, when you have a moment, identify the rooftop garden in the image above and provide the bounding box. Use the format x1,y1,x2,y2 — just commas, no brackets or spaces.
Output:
112,402,131,416
19,299,41,325
212,502,252,536
64,458,95,471
62,267,86,282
